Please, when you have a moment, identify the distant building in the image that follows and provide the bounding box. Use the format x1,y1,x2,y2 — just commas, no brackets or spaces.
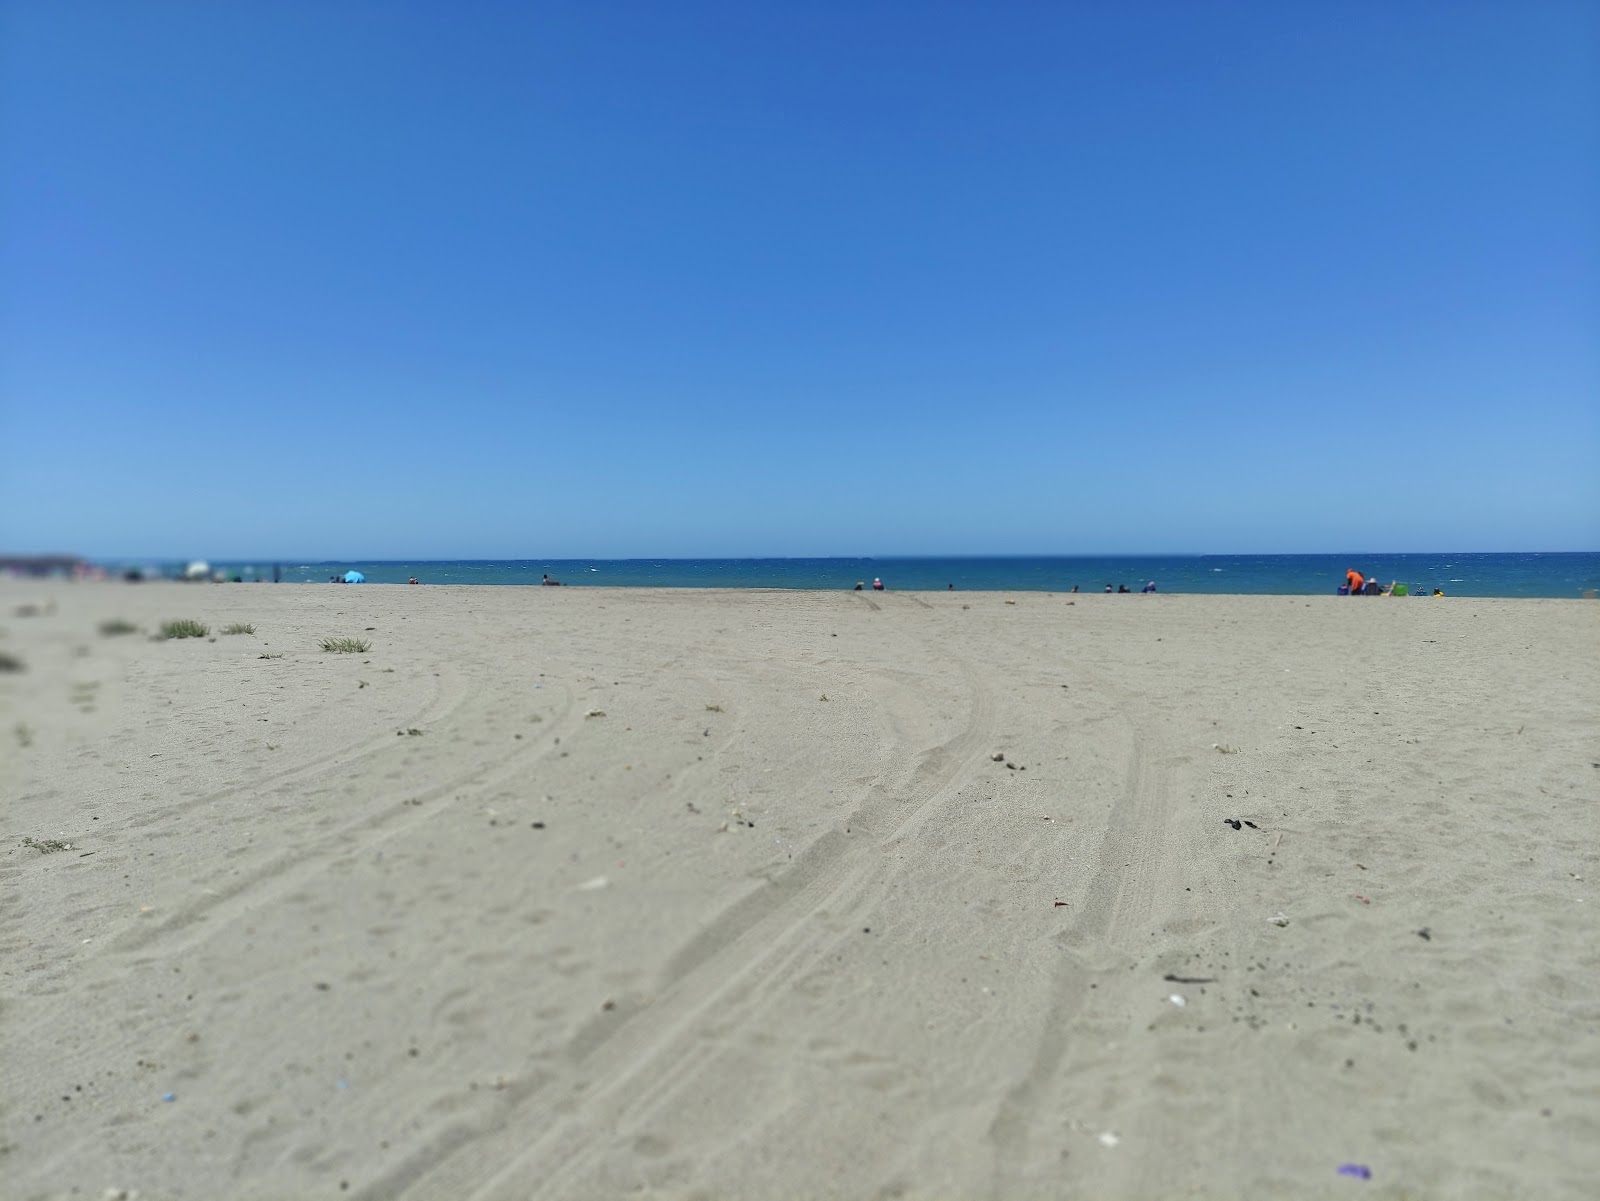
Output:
0,554,88,578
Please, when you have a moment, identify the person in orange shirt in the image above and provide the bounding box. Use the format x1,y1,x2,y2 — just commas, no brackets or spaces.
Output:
1346,568,1364,594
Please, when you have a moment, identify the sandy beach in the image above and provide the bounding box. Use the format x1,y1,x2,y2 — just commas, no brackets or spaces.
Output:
2,581,1596,1200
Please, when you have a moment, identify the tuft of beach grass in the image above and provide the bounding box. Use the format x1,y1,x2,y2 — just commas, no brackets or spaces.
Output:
221,623,256,635
320,637,370,654
160,620,209,640
99,619,139,637
0,652,24,673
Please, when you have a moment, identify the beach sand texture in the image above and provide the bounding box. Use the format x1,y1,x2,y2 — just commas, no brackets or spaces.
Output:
3,582,1597,1200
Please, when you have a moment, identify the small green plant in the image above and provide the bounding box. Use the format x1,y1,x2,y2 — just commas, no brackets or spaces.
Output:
14,722,33,747
0,652,23,673
22,837,72,854
320,637,370,654
160,620,209,640
704,704,723,712
221,623,256,635
99,619,139,636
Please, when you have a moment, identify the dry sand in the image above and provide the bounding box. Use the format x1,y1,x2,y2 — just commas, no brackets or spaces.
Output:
2,580,1597,1200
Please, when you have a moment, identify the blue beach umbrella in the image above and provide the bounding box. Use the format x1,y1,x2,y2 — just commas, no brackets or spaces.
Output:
343,570,366,583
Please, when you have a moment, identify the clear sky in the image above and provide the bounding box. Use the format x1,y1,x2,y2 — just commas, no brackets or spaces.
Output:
3,1,1596,559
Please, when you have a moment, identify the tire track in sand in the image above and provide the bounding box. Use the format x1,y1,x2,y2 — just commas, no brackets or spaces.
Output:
358,658,996,1201
985,671,1185,1197
106,632,736,966
103,675,583,959
119,657,471,831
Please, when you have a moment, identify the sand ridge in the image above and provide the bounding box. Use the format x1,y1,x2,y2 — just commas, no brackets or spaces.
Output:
2,582,1597,1199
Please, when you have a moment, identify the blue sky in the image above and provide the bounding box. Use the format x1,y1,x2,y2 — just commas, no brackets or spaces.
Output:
3,1,1596,558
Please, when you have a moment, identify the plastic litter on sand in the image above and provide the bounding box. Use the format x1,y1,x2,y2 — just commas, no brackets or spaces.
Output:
1337,1163,1372,1179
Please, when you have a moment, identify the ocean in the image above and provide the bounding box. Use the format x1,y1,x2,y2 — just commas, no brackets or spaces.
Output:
143,553,1600,598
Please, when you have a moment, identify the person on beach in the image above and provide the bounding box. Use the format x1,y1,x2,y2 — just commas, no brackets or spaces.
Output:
1070,585,1079,593
541,574,561,586
1117,584,1131,593
872,578,884,591
1363,576,1382,596
1104,584,1113,592
1141,581,1157,593
1346,568,1364,594
854,581,864,590
408,576,419,585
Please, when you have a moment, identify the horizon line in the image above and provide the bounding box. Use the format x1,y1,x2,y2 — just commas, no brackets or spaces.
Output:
23,548,1599,563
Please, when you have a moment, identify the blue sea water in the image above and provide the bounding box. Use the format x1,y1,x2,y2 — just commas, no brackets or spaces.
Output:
165,553,1599,597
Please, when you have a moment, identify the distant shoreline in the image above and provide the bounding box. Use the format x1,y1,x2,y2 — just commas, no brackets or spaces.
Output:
26,551,1599,599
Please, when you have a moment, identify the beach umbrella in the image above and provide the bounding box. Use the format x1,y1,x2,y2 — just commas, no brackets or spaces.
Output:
343,570,366,584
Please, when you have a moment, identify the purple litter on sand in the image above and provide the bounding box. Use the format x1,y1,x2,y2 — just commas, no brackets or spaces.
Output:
1337,1163,1371,1179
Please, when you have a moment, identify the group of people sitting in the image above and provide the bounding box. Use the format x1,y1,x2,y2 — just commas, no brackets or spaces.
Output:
1341,569,1442,597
